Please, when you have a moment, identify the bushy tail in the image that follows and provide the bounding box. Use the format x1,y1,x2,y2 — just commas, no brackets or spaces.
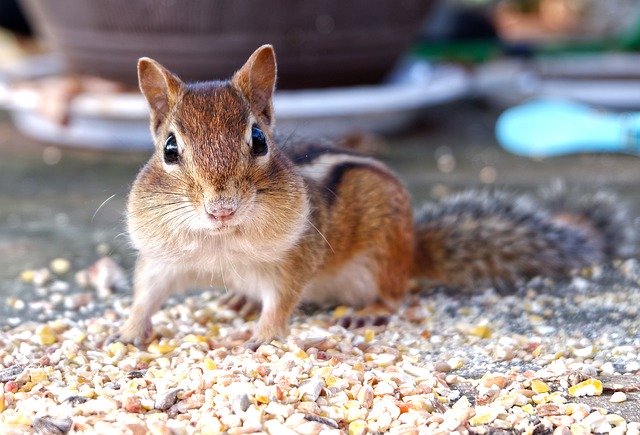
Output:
412,189,634,290
539,183,635,259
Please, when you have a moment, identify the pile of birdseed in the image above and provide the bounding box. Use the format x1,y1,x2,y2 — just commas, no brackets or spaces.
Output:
1,258,640,434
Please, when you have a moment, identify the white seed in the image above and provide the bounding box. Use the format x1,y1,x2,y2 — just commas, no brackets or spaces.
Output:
299,376,324,401
610,392,627,403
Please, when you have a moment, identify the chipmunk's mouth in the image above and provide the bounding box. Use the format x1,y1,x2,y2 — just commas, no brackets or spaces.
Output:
196,207,247,233
200,216,240,232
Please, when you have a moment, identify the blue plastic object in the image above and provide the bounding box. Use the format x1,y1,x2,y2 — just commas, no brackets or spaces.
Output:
496,99,640,158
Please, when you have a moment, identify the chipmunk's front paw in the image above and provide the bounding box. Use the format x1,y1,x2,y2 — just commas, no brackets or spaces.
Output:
243,338,265,352
244,322,289,351
107,317,153,348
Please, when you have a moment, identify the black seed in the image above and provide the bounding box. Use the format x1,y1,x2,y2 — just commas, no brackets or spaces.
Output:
63,395,88,406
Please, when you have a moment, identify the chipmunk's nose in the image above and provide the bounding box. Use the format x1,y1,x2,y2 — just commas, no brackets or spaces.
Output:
204,199,238,222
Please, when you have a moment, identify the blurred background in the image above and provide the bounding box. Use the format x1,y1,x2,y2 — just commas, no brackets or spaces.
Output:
1,0,640,327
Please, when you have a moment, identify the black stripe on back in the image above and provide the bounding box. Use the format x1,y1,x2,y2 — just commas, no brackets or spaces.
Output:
286,144,360,165
323,162,371,205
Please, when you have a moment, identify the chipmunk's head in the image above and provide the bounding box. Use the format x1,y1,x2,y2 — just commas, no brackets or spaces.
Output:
128,45,307,254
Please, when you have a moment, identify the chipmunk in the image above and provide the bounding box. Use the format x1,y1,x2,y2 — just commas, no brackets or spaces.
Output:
118,45,632,348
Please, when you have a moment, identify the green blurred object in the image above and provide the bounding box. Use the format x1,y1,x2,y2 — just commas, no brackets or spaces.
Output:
413,39,501,63
413,1,640,63
618,11,640,51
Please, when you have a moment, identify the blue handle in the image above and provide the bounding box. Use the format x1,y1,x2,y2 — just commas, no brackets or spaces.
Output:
496,99,640,157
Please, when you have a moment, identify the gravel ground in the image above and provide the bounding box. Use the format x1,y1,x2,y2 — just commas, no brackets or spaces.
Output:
1,255,639,434
2,103,640,433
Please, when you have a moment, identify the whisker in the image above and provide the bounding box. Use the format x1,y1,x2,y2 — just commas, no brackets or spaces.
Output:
92,193,118,222
131,200,193,214
226,249,245,283
113,231,129,240
137,190,190,197
218,249,229,294
307,219,334,253
172,209,197,233
163,171,194,189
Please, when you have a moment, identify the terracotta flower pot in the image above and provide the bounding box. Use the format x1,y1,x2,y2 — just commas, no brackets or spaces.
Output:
20,0,434,89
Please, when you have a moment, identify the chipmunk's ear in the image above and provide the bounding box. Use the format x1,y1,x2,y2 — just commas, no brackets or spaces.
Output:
232,45,277,126
137,57,183,127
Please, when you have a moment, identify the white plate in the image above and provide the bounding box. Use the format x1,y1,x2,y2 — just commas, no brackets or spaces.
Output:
0,55,470,150
476,54,640,110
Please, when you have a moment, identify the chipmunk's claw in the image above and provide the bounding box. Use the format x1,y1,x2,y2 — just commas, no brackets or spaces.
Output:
337,314,389,329
104,331,150,349
105,319,154,348
243,339,264,352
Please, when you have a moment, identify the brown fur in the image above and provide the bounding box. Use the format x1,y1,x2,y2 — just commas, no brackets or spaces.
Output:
122,45,416,346
412,190,622,290
120,45,625,347
317,166,414,307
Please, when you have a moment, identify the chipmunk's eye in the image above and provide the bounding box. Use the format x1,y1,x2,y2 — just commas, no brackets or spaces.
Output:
164,133,180,164
251,125,268,156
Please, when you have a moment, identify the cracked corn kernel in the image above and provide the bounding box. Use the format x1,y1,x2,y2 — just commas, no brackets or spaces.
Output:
532,393,550,404
19,269,35,283
494,393,518,408
311,366,332,378
531,379,550,394
4,411,32,426
148,341,175,354
345,400,366,422
363,329,375,343
469,407,500,425
568,379,603,397
204,358,217,370
469,324,492,339
569,422,591,435
29,369,48,384
325,376,339,387
348,419,366,435
36,325,56,345
549,392,567,404
521,404,535,414
333,306,350,318
184,334,207,344
50,258,71,275
255,394,269,404
606,413,625,427
107,341,126,357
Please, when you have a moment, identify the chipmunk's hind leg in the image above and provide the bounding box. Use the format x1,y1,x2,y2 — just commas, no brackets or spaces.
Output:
335,263,410,330
301,253,400,329
304,161,415,329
